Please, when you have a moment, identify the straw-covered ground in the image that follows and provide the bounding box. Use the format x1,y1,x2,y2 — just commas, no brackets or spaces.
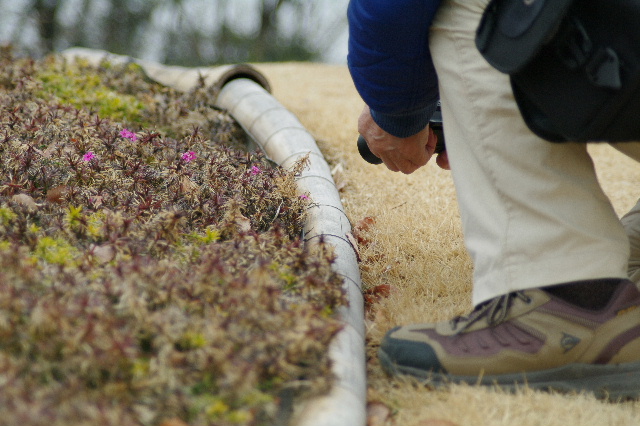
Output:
255,62,640,426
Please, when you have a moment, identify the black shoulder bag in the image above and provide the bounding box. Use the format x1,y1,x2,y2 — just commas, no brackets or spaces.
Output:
476,0,640,143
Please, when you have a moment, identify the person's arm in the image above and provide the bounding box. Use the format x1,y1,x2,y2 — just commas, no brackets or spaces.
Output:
347,0,442,138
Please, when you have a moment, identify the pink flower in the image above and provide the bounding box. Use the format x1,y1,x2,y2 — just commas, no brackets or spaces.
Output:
119,129,138,141
299,194,309,200
181,151,197,162
250,165,261,175
82,151,96,162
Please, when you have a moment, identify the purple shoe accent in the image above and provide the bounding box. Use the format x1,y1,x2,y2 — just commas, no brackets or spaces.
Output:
417,320,545,357
594,324,640,364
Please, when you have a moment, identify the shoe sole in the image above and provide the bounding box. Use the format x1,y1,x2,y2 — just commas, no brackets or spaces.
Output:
379,348,640,400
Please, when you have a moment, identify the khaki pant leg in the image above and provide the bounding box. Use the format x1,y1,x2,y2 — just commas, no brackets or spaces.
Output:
429,0,630,305
610,144,640,284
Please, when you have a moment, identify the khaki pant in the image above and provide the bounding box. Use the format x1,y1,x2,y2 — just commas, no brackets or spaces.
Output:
429,0,640,305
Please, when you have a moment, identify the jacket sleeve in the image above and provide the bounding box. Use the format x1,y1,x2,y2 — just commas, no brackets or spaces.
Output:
347,0,442,138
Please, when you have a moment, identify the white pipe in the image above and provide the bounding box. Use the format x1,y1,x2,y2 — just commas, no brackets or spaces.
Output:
216,79,366,426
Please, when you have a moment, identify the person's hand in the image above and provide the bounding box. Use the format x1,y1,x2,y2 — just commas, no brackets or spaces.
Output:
358,106,449,173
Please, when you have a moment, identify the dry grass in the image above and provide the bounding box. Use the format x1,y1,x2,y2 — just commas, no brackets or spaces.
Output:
256,62,640,426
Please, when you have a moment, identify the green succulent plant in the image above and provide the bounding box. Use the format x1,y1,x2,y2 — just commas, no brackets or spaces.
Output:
0,48,344,426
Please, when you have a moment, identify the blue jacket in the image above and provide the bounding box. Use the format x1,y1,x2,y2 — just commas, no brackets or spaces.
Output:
347,0,442,137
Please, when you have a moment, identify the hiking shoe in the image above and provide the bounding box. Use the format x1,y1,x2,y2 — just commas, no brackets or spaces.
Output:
378,280,640,400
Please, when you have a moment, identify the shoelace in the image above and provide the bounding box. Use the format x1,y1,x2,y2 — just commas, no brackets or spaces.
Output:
450,291,532,334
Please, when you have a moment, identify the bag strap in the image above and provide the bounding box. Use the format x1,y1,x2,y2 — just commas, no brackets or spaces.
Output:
476,0,499,54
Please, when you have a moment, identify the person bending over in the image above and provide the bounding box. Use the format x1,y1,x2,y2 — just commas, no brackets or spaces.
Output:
348,0,640,399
